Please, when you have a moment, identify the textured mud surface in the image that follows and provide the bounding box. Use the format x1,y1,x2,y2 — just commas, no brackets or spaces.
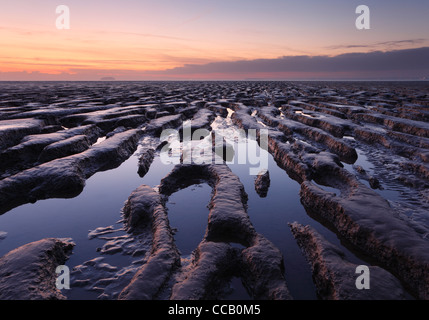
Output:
0,238,74,300
289,222,407,300
0,81,428,300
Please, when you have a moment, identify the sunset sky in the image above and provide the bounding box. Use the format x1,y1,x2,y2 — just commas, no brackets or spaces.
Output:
1,0,429,80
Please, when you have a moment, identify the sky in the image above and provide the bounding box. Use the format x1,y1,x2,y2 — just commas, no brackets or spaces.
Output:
0,0,428,80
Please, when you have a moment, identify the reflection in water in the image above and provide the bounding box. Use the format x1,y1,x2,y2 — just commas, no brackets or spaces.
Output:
295,110,315,118
166,183,212,257
0,117,369,300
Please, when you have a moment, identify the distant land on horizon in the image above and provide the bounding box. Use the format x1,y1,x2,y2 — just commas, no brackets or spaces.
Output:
0,78,428,83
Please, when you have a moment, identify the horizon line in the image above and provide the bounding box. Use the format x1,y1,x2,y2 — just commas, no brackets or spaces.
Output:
0,79,428,82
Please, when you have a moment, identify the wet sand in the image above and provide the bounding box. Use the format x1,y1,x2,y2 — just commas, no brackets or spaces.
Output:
0,81,428,300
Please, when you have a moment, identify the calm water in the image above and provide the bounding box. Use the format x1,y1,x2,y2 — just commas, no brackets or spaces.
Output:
0,119,372,300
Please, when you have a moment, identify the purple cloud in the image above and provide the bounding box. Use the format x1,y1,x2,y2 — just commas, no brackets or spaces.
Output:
155,47,429,78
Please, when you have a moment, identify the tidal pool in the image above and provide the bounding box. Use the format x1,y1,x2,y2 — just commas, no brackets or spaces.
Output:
0,120,370,300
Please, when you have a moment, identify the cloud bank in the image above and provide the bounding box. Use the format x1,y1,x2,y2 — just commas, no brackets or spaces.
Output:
1,47,429,81
156,47,429,78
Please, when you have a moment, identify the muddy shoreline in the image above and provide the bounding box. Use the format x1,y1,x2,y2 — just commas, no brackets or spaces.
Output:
0,81,428,300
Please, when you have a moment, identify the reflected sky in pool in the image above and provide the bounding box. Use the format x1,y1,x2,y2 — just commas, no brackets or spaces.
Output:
0,148,174,270
0,122,370,300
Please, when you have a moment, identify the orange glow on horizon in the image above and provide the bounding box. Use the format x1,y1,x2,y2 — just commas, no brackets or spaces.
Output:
1,1,428,80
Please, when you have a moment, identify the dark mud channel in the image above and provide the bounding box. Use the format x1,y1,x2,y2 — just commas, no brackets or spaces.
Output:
0,81,428,300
